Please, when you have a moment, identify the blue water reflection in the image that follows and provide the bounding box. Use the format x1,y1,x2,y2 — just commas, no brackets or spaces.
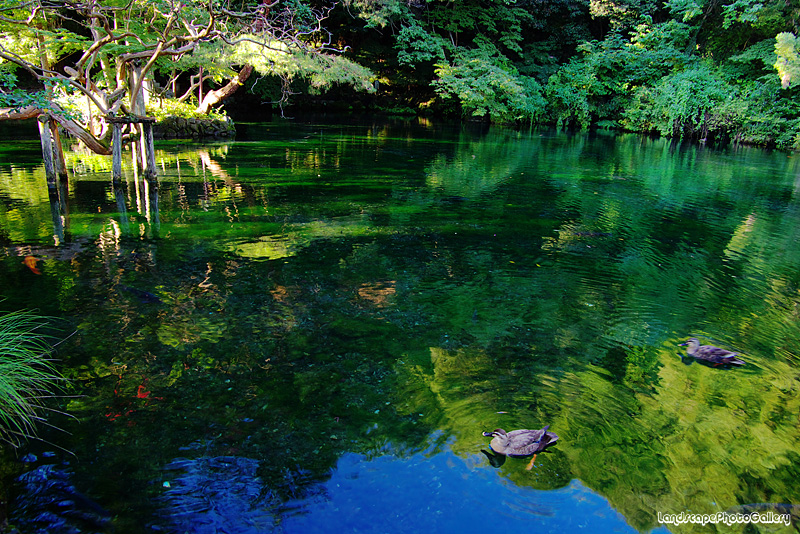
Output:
280,447,666,534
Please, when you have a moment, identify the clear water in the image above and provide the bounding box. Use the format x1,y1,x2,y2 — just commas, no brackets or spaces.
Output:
1,118,799,533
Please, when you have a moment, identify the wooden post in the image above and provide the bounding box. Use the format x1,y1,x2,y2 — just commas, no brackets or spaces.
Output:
113,178,130,234
131,132,139,176
48,185,65,245
108,115,158,181
48,119,68,180
130,62,148,171
142,121,157,179
37,114,56,185
198,66,204,104
112,123,123,181
138,126,148,172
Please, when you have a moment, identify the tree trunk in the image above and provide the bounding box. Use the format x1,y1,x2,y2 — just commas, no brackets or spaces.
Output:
53,112,112,155
2,106,111,155
0,106,40,120
196,65,254,115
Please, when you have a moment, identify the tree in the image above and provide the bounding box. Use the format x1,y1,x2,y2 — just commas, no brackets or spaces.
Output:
433,45,546,122
775,32,800,88
0,0,374,155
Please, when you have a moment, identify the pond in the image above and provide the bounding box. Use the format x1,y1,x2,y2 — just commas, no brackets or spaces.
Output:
1,118,799,533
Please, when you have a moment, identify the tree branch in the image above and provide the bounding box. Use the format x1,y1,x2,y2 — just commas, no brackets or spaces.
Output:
196,64,253,114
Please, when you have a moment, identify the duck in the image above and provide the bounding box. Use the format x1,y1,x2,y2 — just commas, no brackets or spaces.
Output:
679,338,745,366
482,426,558,470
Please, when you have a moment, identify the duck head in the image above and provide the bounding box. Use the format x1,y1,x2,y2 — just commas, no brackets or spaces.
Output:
481,429,509,454
679,338,700,355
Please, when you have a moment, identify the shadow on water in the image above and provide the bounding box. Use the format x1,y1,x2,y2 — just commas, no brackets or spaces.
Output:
1,119,800,533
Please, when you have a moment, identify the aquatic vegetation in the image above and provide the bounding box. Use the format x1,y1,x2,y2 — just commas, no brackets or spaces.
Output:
0,310,63,448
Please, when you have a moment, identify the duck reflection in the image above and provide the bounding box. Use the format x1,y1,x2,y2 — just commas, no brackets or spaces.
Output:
480,448,507,468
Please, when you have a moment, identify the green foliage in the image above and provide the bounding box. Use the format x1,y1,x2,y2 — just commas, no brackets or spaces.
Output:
622,64,734,138
300,52,376,93
147,99,228,121
544,59,597,128
0,310,62,448
622,59,799,147
589,0,659,30
0,67,41,110
0,65,78,118
664,0,707,23
721,0,765,29
721,38,779,80
344,0,405,28
775,32,800,88
433,46,546,122
545,27,691,128
733,78,800,148
210,37,375,96
395,24,449,67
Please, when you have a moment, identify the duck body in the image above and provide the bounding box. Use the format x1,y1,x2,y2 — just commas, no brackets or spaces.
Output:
482,426,558,457
679,338,745,366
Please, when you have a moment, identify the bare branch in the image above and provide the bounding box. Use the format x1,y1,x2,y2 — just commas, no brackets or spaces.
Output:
74,31,140,73
0,1,37,13
177,74,215,102
0,4,40,24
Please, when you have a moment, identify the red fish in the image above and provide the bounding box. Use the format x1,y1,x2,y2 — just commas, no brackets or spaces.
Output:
22,255,41,275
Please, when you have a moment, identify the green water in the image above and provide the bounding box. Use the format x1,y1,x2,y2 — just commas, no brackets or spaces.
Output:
1,119,799,533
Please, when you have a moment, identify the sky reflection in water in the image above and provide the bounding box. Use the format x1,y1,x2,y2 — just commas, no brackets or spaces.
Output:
281,447,655,534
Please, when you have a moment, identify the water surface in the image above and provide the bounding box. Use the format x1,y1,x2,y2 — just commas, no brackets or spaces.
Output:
1,119,799,533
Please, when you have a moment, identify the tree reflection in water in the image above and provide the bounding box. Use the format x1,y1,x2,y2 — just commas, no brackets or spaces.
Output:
0,120,799,533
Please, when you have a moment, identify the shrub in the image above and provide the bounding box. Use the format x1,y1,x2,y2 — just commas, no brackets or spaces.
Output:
545,26,691,128
147,98,228,122
622,64,735,140
433,47,546,123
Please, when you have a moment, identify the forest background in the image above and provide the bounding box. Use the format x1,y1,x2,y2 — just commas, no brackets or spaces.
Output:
0,0,799,150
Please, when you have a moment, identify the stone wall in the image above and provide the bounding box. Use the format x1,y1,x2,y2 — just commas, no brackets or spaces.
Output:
153,116,236,139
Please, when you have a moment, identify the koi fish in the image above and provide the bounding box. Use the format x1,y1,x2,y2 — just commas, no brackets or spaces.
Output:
23,255,41,275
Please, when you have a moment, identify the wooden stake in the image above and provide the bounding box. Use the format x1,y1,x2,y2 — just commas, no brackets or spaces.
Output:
48,119,68,180
38,114,56,185
112,123,123,181
142,121,157,179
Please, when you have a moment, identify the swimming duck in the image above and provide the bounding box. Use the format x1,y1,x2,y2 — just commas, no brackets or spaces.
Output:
482,426,558,470
679,338,745,366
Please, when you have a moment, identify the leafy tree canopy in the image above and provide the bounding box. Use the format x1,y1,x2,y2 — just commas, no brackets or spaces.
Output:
775,32,800,88
0,0,375,151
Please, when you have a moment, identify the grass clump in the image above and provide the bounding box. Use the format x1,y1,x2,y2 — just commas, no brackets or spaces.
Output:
0,310,63,449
